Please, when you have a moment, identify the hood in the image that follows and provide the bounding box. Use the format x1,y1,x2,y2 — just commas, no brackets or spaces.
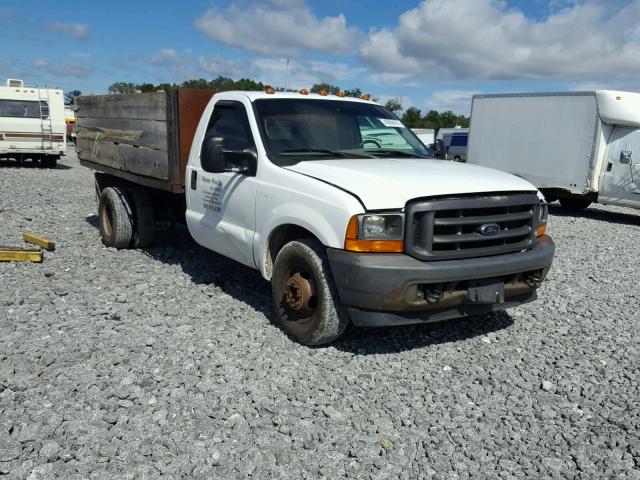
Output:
284,158,537,210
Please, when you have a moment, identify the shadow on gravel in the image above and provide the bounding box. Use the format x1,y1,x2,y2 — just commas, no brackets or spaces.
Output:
85,215,515,352
0,159,72,170
549,204,640,226
333,311,514,355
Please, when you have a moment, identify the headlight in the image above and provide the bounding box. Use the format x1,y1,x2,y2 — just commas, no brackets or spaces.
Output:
361,214,403,240
345,213,404,252
535,201,548,237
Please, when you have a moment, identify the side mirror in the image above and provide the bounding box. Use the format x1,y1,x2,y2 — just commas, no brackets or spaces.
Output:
620,150,632,164
201,135,226,173
223,148,258,176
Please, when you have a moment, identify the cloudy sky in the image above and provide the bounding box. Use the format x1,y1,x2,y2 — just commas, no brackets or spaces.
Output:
2,0,639,113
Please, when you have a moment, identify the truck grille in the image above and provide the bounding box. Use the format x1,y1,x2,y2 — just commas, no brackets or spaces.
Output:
405,193,539,261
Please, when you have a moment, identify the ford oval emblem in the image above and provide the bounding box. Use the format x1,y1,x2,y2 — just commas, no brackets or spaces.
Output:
478,223,501,236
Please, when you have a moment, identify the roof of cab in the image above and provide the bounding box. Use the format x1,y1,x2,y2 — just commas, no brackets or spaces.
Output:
218,90,378,104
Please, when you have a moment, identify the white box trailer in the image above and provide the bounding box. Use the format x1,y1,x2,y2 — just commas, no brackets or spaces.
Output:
411,128,435,146
467,91,640,210
0,79,66,167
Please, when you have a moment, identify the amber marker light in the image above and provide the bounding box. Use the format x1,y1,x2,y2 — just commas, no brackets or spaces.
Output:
298,88,309,95
319,89,328,96
265,86,276,94
361,94,371,101
344,216,404,253
336,91,346,97
535,224,547,237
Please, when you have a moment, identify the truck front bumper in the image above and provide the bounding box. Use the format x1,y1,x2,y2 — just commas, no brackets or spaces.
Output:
326,235,555,327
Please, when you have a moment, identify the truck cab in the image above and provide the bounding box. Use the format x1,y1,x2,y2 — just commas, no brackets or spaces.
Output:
182,91,554,344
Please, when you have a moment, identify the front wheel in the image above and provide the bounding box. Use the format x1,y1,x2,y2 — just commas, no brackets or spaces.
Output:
271,239,350,345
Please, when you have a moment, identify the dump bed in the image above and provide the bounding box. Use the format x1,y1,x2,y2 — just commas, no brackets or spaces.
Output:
467,92,601,195
76,88,214,192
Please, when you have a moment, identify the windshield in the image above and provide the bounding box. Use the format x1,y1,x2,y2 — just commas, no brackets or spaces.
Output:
253,98,430,165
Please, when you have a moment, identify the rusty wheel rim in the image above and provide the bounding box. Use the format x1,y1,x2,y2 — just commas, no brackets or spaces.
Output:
282,270,316,321
101,203,113,238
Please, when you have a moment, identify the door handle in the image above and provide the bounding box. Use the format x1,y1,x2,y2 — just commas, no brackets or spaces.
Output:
190,170,197,190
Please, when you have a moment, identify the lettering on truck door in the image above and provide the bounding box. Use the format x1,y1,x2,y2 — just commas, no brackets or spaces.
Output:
601,127,640,207
186,100,258,267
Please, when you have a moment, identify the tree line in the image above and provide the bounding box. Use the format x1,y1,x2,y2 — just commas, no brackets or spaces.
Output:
68,77,470,132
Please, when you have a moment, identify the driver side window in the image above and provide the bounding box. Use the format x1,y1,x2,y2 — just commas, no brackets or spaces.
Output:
201,102,255,172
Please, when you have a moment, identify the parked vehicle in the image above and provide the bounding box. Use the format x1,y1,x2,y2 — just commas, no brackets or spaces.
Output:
76,89,554,345
442,131,468,161
64,106,76,143
0,79,65,167
468,91,640,210
411,128,435,146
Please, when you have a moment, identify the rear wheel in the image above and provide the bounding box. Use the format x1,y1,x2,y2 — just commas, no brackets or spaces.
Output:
559,196,592,211
129,189,156,248
42,156,58,168
271,239,350,345
99,187,133,249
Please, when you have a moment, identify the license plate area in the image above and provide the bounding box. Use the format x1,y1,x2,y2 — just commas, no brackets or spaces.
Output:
467,280,505,304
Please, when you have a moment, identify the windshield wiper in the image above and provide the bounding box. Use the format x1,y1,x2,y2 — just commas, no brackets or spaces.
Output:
278,148,369,158
367,149,428,158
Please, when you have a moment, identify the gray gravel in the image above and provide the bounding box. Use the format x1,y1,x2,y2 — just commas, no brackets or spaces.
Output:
1,149,639,479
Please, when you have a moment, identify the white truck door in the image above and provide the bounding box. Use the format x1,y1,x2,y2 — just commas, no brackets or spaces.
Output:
185,100,258,268
600,127,640,207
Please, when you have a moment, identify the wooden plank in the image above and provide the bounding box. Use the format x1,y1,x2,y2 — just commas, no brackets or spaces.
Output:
23,232,55,251
0,247,42,263
76,138,168,180
76,92,167,121
76,117,168,151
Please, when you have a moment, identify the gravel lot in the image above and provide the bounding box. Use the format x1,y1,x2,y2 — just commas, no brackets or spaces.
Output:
1,148,639,479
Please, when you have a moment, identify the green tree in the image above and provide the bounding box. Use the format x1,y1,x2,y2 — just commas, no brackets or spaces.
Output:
181,78,211,90
310,83,341,95
136,83,157,93
439,111,459,128
233,78,265,91
401,107,424,128
384,98,403,114
108,82,137,94
64,90,82,105
343,88,362,98
209,76,236,91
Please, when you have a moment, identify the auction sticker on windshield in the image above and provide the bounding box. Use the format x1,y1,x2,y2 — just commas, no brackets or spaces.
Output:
378,118,405,128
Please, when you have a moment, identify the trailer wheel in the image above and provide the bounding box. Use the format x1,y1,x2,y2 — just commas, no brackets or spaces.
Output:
99,187,133,249
129,189,156,248
271,239,350,345
559,197,592,211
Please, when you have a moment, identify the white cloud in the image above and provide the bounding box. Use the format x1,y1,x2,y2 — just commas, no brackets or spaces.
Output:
45,21,90,41
195,0,360,56
360,0,640,82
200,55,363,89
423,90,479,115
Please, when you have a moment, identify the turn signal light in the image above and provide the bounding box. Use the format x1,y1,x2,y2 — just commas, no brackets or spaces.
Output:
535,224,547,237
361,94,371,101
319,89,328,96
344,216,404,253
265,86,276,94
298,88,309,95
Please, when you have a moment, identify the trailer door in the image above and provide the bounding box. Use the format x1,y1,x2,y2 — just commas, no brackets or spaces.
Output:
600,127,640,208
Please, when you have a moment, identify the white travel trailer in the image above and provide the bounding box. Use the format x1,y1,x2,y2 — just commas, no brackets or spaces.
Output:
468,91,640,210
0,79,66,167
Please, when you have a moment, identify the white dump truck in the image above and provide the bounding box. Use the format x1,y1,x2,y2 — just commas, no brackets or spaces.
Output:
0,79,66,167
76,88,554,344
468,91,640,210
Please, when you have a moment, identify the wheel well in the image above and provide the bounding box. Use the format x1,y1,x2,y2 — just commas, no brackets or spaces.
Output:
264,224,318,279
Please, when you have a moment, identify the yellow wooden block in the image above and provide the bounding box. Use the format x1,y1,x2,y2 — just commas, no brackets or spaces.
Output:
0,247,43,263
23,232,55,251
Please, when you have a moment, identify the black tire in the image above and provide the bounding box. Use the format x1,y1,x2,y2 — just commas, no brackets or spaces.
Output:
129,189,156,248
98,187,133,249
271,239,350,345
42,156,58,168
453,156,462,162
559,197,592,211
